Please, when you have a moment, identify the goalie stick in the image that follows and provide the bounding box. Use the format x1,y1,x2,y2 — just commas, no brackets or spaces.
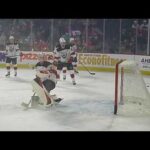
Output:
21,75,63,109
80,62,95,75
21,92,63,110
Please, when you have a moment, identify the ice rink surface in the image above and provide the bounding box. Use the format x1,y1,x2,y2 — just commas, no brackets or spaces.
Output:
1,68,150,131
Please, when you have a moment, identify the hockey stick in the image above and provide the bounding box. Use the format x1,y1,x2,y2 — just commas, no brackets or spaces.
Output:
80,62,95,75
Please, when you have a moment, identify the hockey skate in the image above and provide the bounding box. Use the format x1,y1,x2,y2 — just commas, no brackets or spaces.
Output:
54,98,63,103
14,72,17,77
72,81,76,85
5,72,10,77
50,94,63,104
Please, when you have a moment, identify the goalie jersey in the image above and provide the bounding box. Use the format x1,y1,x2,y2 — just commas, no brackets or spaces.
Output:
6,42,19,58
35,61,58,84
54,44,76,63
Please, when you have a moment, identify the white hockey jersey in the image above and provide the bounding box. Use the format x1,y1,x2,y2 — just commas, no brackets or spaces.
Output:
6,43,19,58
54,44,76,63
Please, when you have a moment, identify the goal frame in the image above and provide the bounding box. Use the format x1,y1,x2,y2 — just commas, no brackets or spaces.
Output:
114,59,124,115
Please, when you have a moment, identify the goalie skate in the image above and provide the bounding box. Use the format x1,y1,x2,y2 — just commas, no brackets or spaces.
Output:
54,98,63,103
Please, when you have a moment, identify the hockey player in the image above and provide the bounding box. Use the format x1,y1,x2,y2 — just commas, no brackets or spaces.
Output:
32,53,62,107
70,37,78,73
62,37,78,80
5,36,20,77
54,37,76,85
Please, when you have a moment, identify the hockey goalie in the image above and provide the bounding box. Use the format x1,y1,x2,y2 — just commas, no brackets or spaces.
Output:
23,53,63,109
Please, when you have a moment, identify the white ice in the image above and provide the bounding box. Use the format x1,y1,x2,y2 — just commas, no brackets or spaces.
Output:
0,68,150,131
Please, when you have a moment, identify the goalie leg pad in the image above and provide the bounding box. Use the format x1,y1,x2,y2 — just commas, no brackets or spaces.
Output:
31,80,52,105
31,95,41,107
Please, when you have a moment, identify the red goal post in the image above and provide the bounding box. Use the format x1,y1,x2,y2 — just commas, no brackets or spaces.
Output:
114,59,150,116
114,59,124,115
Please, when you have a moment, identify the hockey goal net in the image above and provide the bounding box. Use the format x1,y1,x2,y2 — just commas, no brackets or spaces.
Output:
114,60,150,116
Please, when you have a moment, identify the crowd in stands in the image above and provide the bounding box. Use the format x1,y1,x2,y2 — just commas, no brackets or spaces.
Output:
0,19,149,55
